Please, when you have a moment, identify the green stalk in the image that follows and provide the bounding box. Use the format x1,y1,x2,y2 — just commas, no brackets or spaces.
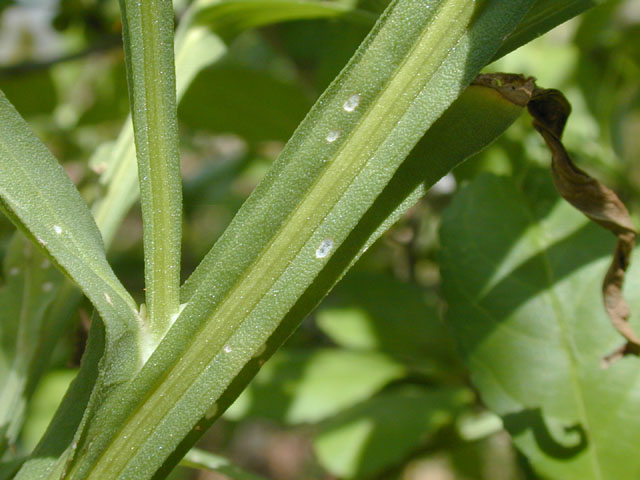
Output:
119,0,182,344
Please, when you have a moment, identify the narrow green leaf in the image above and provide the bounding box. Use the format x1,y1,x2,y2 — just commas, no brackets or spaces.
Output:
11,3,380,476
63,2,537,478
0,91,139,344
440,172,640,480
119,0,182,340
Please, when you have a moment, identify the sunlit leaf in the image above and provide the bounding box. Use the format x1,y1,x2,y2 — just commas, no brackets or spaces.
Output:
440,172,640,480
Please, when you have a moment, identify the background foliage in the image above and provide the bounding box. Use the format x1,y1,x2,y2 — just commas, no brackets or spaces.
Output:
1,0,640,478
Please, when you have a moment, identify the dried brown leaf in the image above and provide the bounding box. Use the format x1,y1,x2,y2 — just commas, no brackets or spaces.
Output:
526,88,639,359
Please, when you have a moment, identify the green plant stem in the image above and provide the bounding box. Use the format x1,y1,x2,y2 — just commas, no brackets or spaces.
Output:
119,0,182,344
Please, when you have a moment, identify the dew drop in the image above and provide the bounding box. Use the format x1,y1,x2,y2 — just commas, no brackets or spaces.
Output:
223,345,232,353
431,173,457,195
326,130,340,143
42,282,54,292
205,402,219,420
104,292,113,306
53,225,63,235
315,238,334,259
343,93,361,112
253,344,267,358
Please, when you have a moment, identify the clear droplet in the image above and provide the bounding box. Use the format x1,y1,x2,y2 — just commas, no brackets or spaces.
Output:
253,344,267,358
431,173,457,195
315,238,334,258
223,345,232,353
104,292,113,305
326,130,340,143
53,225,63,235
205,402,219,419
343,93,361,112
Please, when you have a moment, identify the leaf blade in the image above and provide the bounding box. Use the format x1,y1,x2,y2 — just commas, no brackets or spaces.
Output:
0,92,138,331
440,172,640,480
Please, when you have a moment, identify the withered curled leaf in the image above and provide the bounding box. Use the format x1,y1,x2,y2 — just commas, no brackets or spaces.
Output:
469,73,639,362
526,88,639,361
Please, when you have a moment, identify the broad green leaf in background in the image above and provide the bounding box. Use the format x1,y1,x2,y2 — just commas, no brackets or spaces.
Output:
440,172,640,480
225,349,406,424
313,386,473,479
0,71,57,118
316,271,461,375
178,65,313,142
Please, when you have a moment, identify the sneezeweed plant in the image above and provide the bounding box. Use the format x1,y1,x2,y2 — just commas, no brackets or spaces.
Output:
1,0,636,479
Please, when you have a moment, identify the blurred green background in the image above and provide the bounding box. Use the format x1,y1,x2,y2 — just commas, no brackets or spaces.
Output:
1,0,639,478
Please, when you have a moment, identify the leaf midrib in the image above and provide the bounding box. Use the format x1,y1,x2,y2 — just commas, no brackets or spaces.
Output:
521,190,604,480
